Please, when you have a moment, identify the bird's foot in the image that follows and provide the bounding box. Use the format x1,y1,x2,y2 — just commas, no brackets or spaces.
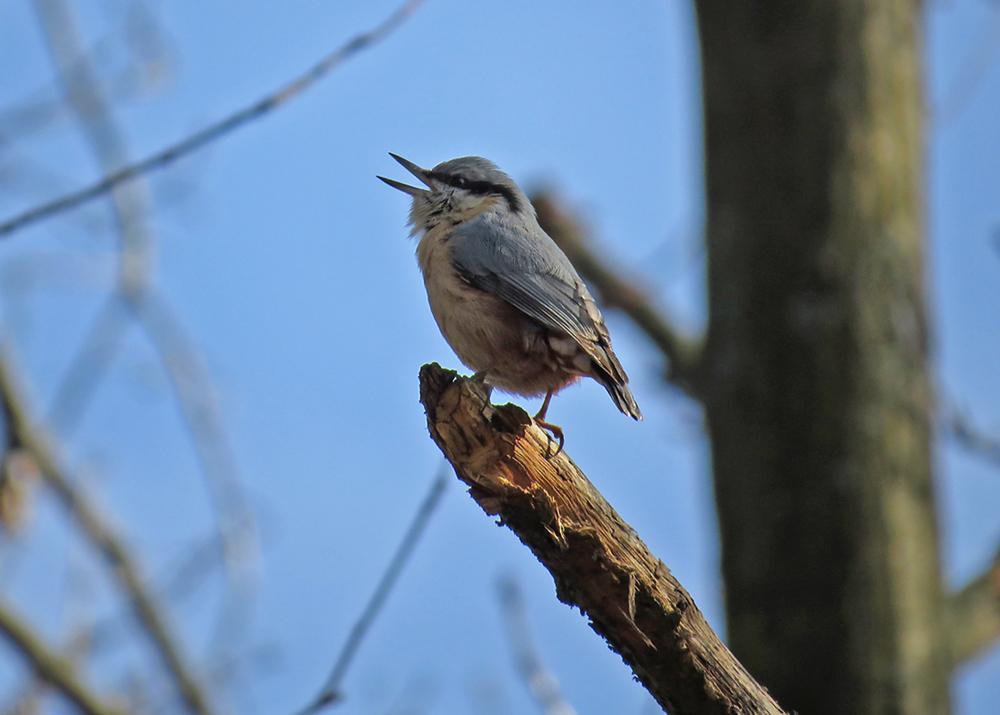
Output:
468,370,493,409
533,419,565,457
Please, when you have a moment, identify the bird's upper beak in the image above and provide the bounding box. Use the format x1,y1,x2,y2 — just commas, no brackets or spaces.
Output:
377,153,436,197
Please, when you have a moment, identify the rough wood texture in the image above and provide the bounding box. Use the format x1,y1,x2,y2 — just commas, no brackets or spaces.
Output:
694,1,950,713
419,363,786,715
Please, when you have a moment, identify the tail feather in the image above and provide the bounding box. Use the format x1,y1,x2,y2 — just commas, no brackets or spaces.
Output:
596,373,642,421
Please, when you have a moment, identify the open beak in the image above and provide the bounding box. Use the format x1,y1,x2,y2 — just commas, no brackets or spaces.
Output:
377,153,435,197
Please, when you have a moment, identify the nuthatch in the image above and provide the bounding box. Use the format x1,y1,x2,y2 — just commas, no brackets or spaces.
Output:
379,154,641,444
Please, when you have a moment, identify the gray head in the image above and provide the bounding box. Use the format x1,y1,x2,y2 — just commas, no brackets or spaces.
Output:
378,154,530,234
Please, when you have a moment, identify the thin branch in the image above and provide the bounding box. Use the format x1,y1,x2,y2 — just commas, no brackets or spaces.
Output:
34,0,260,678
33,0,260,705
129,288,260,662
931,3,1000,128
33,0,157,285
946,408,1000,469
35,0,153,473
940,407,1000,663
0,9,169,146
81,534,223,657
496,576,577,715
2,532,232,715
419,363,787,715
0,0,426,238
947,544,1000,667
0,147,112,238
530,192,704,394
294,463,449,715
0,590,126,715
47,296,131,437
0,342,216,715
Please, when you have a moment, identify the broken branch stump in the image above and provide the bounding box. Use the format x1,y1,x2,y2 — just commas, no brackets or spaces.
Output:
418,363,785,715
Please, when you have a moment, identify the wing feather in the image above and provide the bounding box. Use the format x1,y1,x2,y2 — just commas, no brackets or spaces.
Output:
449,213,628,385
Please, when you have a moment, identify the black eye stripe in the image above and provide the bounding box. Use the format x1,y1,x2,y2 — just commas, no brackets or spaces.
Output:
452,177,487,193
430,172,491,195
428,172,523,214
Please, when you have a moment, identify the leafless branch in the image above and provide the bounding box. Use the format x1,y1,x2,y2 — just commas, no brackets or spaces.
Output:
34,0,151,487
0,2,169,147
947,544,1000,667
47,296,131,435
0,154,111,238
0,0,427,238
531,192,704,394
34,0,260,680
2,589,104,715
496,576,577,715
129,288,260,662
931,3,1000,128
0,590,126,715
0,341,217,715
2,532,237,715
937,410,1000,665
33,0,157,281
81,534,223,658
419,363,787,715
295,463,449,715
946,408,1000,469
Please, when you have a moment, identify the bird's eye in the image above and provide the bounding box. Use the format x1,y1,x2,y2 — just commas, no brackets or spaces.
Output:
452,176,469,189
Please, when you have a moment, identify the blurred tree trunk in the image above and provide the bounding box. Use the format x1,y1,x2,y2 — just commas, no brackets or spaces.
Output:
692,1,951,713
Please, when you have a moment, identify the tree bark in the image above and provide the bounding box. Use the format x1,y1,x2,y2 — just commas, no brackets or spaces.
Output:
693,1,950,713
419,363,786,715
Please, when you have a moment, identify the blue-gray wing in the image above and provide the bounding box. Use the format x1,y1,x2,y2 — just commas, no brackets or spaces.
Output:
448,212,630,387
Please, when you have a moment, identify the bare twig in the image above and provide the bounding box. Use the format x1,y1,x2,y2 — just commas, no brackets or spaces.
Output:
0,146,112,238
531,192,704,393
130,288,260,663
947,544,1000,667
0,0,427,238
33,0,157,285
942,396,1000,665
496,577,577,715
46,296,131,436
295,463,449,715
0,373,36,534
419,363,787,715
0,342,216,715
946,408,1000,469
0,590,126,715
932,3,1000,128
2,532,233,715
81,534,224,657
0,8,168,147
34,0,259,681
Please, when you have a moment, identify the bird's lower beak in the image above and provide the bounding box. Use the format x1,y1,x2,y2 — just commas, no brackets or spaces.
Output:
377,153,436,196
377,175,428,197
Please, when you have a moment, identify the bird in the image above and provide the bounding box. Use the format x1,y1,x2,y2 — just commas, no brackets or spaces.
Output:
378,154,641,447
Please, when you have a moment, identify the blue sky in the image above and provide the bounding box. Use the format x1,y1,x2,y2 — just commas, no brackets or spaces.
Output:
0,1,998,713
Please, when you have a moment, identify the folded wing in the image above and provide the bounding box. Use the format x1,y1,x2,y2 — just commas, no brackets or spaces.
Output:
449,213,641,419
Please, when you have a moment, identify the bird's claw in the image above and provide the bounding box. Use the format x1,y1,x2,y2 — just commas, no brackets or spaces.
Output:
534,419,565,457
